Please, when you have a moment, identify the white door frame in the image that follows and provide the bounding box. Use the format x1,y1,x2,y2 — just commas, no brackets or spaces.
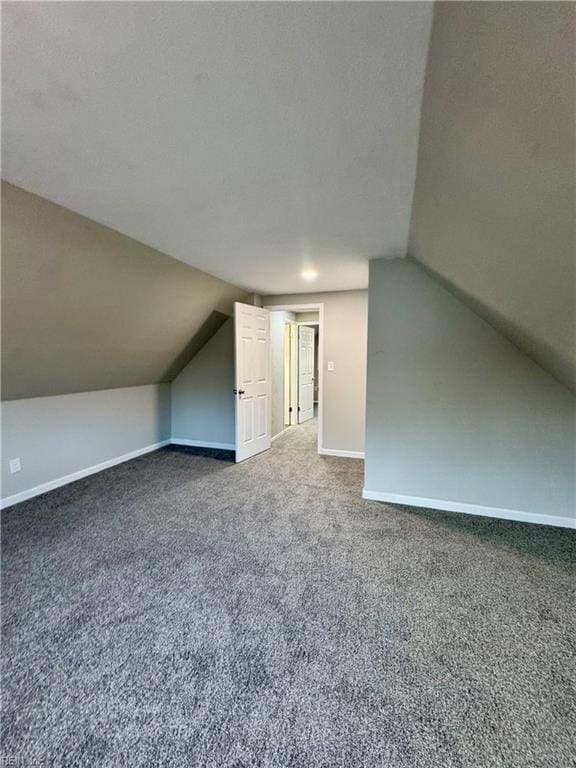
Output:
288,321,298,426
283,321,292,427
263,303,324,455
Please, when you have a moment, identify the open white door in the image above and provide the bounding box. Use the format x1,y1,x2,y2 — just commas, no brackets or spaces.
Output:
298,325,315,423
234,302,271,463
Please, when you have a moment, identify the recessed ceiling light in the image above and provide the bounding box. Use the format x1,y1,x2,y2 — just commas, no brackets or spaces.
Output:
301,269,318,281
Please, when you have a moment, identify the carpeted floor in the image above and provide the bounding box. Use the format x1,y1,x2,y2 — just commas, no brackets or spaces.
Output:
2,419,575,767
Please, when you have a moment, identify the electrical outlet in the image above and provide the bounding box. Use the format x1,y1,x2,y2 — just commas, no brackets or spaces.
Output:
327,361,335,372
9,458,21,474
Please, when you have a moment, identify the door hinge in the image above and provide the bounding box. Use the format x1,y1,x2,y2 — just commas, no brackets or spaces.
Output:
298,406,300,411
289,407,293,413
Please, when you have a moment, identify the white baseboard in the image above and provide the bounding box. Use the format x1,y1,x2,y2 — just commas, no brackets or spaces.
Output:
171,438,235,451
1,440,171,510
271,428,290,443
1,438,237,510
362,489,575,529
319,447,365,459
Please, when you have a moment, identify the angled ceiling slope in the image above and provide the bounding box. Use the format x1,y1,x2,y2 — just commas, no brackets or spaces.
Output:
1,183,247,401
2,1,433,295
409,1,576,392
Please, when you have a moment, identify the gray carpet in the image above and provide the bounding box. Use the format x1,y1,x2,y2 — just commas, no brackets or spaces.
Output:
2,420,575,767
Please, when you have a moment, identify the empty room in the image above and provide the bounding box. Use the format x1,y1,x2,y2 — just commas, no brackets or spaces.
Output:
1,2,574,767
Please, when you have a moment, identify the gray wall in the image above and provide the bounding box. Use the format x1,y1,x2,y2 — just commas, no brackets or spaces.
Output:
263,291,367,454
171,320,236,447
1,384,170,502
270,311,295,438
365,259,575,523
1,182,247,400
409,2,576,391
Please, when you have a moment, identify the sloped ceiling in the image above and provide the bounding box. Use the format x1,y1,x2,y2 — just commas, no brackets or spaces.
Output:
1,1,433,295
409,2,576,392
4,2,572,400
1,183,247,400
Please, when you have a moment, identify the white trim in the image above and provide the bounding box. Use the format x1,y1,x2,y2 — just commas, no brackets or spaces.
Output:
361,489,575,529
288,320,298,426
266,304,322,312
320,447,365,459
171,438,235,450
271,428,290,443
296,321,319,326
264,303,324,456
1,440,170,510
283,321,292,427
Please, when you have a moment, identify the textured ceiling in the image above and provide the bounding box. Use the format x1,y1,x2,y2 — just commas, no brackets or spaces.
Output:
2,1,433,294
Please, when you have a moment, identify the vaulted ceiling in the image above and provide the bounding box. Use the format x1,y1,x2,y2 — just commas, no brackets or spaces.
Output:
409,1,575,392
2,2,574,399
1,182,247,400
2,1,433,295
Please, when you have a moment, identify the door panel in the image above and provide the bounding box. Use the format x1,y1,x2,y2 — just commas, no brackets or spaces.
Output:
256,394,267,437
241,338,254,384
298,325,315,423
234,302,271,462
257,338,267,381
243,397,254,443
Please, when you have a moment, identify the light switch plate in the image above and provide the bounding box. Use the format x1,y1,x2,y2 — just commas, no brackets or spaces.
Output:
327,361,335,372
9,458,22,474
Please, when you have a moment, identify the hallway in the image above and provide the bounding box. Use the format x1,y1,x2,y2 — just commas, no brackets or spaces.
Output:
2,426,574,767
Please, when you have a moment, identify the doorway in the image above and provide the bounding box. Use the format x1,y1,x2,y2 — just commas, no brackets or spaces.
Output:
265,303,324,454
297,322,318,423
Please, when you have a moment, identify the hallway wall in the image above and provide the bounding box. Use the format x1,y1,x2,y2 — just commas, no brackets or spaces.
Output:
270,311,295,438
